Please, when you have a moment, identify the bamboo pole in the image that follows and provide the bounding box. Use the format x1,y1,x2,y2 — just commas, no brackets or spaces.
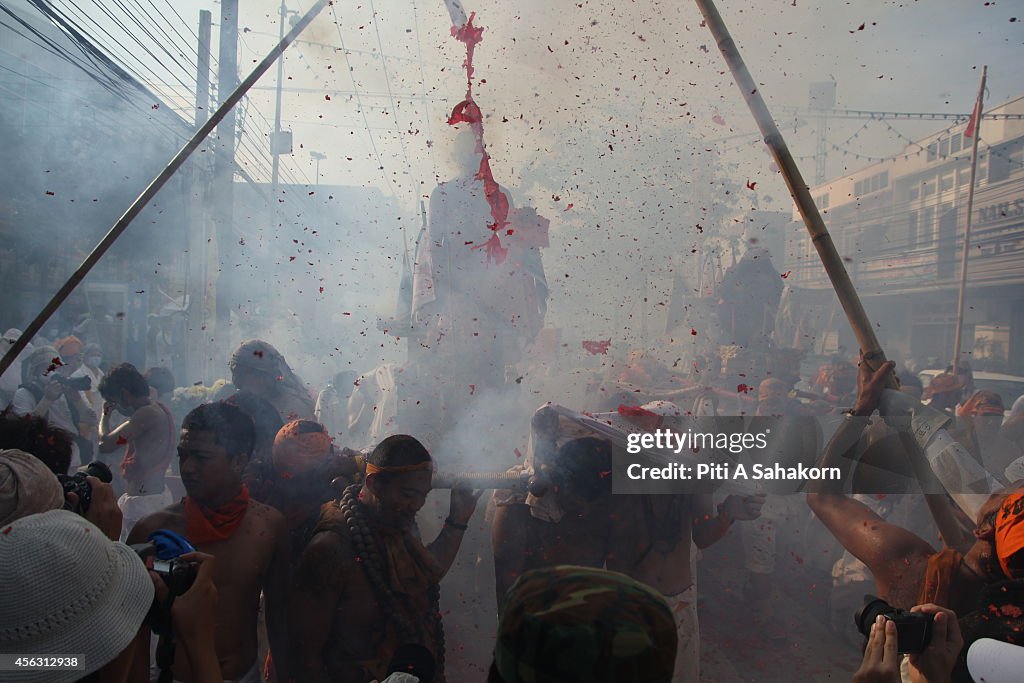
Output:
694,0,894,380
0,0,330,379
951,66,987,374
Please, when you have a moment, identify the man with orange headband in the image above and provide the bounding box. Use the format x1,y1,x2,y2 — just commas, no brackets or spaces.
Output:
290,434,480,683
265,419,359,563
127,402,290,683
808,360,1024,618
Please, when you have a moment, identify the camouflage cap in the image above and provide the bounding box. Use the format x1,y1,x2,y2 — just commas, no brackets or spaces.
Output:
494,565,676,683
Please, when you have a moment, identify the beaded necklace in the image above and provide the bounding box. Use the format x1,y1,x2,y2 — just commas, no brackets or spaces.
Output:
338,483,446,681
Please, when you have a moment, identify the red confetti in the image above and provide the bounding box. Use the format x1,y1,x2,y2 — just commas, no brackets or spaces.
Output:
582,339,612,355
737,383,753,394
469,384,476,396
514,448,523,459
116,436,128,445
712,115,726,126
691,328,698,336
1000,604,1023,617
746,180,757,190
780,271,792,279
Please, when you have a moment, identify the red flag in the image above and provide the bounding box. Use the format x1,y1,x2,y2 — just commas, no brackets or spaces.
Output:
964,78,985,139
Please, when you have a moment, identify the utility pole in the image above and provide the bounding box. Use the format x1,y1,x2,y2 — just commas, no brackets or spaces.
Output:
270,1,297,224
185,9,212,383
213,0,239,348
195,11,211,128
310,150,326,184
271,0,287,193
951,66,987,374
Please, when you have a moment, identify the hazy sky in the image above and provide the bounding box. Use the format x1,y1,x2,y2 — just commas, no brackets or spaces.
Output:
73,0,1022,211
9,0,1022,366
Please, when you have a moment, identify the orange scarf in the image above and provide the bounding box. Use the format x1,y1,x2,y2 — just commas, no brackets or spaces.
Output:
184,484,250,545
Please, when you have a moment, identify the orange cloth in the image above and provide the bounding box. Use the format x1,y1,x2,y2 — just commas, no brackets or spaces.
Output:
273,420,332,477
995,492,1024,579
364,461,431,474
183,484,250,545
917,547,963,608
55,335,82,357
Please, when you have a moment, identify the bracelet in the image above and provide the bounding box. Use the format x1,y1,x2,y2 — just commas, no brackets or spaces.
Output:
444,517,468,532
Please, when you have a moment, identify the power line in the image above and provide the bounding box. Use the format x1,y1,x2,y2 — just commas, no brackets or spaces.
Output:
328,1,399,198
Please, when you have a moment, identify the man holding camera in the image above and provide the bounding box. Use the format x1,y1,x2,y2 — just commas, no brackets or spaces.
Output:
127,401,290,683
98,363,176,541
10,344,96,471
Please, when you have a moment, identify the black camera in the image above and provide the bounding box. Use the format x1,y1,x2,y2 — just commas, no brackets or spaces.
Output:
59,460,113,514
55,374,92,391
132,540,199,637
855,595,933,653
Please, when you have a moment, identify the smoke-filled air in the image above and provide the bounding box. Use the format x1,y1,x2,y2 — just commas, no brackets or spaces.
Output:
1,0,1023,681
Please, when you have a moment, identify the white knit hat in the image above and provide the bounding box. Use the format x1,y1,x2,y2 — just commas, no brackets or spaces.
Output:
0,510,154,682
0,450,64,526
967,638,1024,683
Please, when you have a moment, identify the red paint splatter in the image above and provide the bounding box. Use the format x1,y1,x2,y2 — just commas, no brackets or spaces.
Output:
691,328,698,336
737,383,753,394
564,203,574,211
469,384,476,396
582,339,612,355
780,271,791,279
448,12,510,265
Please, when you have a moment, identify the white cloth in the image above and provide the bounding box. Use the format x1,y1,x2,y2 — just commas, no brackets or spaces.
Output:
118,487,173,542
72,365,104,419
1006,455,1024,484
369,363,398,444
0,344,30,400
664,585,699,683
967,638,1024,683
924,429,1000,519
11,387,81,469
314,386,346,439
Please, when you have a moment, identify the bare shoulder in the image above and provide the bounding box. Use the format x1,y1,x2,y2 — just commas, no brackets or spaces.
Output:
294,527,354,592
246,498,285,533
126,503,184,543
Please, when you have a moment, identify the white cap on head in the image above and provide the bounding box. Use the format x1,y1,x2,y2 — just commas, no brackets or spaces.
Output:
967,638,1024,683
0,510,154,681
0,449,64,526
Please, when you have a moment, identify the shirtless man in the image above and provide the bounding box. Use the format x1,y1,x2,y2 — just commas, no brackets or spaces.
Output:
98,363,175,540
289,434,480,683
807,359,1024,615
608,492,764,683
128,402,290,683
492,436,618,615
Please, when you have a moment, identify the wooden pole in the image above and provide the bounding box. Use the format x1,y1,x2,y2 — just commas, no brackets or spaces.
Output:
0,0,331,379
694,0,894,379
951,66,987,374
